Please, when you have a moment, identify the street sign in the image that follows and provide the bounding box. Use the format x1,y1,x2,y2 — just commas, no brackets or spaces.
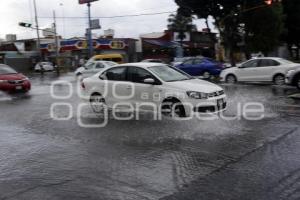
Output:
43,28,55,37
90,19,101,30
79,0,98,4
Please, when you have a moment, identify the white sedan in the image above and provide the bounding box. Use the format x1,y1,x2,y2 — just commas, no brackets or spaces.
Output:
81,63,226,118
75,61,117,78
220,57,300,85
34,62,55,72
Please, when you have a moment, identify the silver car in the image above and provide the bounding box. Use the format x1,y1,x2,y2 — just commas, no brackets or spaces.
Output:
75,61,117,78
286,68,300,90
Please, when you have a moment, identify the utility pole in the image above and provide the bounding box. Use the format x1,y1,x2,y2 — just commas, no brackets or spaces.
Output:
33,0,42,60
87,2,93,58
59,3,66,37
53,10,60,75
79,0,98,58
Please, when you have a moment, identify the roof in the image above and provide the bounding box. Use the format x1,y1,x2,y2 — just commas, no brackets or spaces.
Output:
92,54,123,59
140,32,166,39
251,57,284,60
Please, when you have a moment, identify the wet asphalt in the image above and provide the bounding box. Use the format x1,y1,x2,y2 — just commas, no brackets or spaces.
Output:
0,73,299,200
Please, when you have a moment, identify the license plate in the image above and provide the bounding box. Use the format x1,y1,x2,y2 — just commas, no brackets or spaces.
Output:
217,98,224,106
16,86,22,90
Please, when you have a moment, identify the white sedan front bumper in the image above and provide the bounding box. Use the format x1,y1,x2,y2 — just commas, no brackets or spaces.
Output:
182,94,227,117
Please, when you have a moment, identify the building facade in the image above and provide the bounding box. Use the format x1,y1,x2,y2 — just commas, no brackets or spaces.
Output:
141,30,217,62
40,37,138,63
0,37,138,71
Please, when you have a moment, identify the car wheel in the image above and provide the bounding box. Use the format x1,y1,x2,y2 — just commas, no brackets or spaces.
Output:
90,93,107,114
274,74,285,86
202,71,211,79
226,74,237,84
161,99,186,118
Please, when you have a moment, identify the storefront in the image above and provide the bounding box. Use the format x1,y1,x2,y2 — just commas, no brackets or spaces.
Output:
141,30,217,62
40,38,138,63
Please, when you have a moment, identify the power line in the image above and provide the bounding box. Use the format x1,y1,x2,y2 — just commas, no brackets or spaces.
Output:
38,11,176,19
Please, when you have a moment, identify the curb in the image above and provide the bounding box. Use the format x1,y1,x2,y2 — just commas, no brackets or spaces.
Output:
289,93,300,99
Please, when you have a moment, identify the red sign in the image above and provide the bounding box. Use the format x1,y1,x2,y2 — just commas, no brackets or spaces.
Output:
79,0,98,4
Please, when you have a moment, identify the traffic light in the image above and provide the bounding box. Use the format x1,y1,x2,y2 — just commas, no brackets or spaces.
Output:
265,0,282,5
265,0,272,5
19,22,32,28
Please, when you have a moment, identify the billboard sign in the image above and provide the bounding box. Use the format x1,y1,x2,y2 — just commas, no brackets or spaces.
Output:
79,0,98,4
43,28,55,37
91,19,101,30
173,32,191,42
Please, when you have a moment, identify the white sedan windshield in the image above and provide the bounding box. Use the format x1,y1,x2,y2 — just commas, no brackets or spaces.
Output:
105,61,118,66
149,65,192,82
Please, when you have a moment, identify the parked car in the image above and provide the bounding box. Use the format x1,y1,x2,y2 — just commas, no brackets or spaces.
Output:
171,57,195,66
220,57,300,85
34,62,56,72
88,54,124,64
286,68,300,90
75,61,118,78
140,59,165,63
0,64,31,93
81,63,227,118
174,57,224,79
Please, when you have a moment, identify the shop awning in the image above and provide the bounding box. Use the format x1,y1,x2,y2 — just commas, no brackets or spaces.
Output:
144,40,180,48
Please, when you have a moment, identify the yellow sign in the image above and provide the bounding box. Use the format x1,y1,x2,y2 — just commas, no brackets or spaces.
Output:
110,41,125,49
76,41,88,49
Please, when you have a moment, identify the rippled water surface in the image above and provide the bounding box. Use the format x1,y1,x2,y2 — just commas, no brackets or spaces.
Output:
0,74,299,200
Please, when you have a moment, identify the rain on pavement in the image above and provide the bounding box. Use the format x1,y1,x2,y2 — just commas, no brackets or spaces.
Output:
0,73,299,200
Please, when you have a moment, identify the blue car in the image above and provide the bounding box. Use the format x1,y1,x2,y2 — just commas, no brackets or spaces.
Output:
174,58,224,78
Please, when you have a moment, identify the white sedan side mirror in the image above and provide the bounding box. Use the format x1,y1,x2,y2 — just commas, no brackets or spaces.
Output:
144,78,155,84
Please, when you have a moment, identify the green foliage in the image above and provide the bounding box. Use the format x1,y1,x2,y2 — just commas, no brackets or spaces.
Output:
174,0,285,60
244,3,284,54
167,13,197,32
282,0,300,59
167,13,197,42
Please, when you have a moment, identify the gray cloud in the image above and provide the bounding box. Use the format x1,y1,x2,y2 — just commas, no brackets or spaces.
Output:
0,0,215,40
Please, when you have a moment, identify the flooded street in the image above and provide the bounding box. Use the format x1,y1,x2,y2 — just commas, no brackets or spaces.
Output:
0,73,300,200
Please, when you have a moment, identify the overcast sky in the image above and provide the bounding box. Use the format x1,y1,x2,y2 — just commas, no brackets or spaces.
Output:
0,0,215,40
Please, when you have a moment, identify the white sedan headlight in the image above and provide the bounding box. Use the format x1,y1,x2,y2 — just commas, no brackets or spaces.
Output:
187,91,208,99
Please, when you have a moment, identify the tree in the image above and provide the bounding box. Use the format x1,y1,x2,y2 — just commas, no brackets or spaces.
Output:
174,0,284,65
167,13,197,44
282,0,300,60
243,1,284,57
175,0,245,66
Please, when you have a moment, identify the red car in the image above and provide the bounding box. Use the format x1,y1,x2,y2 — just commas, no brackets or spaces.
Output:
0,64,31,93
